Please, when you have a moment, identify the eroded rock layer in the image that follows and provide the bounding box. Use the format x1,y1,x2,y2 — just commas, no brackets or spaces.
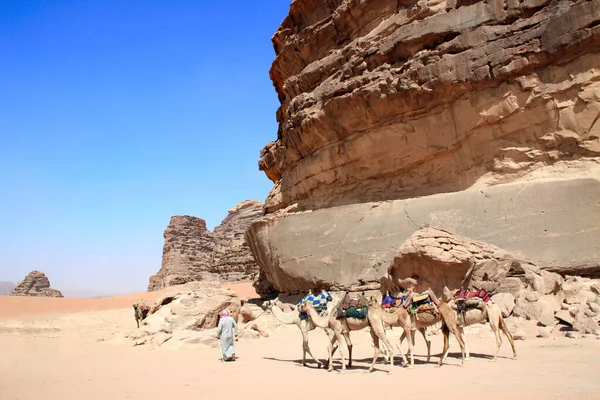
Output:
260,0,600,212
247,178,600,293
248,0,600,295
11,271,63,297
148,200,263,291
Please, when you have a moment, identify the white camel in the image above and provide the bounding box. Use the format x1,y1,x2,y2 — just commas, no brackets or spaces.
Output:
263,299,339,368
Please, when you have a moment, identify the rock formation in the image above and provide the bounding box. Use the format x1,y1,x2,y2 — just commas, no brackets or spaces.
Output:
148,200,263,291
0,281,16,295
247,0,600,295
11,271,63,297
380,227,600,337
128,281,279,348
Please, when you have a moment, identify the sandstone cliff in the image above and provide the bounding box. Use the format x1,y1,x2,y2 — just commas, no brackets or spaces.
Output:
247,0,600,294
148,200,263,291
11,271,63,297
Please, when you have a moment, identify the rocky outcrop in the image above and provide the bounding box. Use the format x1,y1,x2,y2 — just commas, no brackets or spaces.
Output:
128,282,279,348
210,200,265,281
11,271,63,297
148,200,263,291
0,282,16,295
248,0,600,294
261,0,600,213
380,228,599,337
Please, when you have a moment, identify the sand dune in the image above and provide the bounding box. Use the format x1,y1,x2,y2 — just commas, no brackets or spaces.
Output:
0,282,257,320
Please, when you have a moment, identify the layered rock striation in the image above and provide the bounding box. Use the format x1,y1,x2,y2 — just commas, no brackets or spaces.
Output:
261,0,600,213
247,0,600,295
11,271,63,297
148,200,263,291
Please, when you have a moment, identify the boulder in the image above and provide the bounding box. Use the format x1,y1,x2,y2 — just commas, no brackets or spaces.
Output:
11,271,63,297
131,284,241,347
492,293,516,318
239,302,264,323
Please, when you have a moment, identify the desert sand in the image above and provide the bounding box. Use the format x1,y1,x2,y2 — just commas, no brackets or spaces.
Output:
1,284,599,400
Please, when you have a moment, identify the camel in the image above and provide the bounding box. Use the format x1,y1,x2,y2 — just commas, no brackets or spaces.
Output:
391,299,468,366
132,301,150,328
441,299,517,362
263,299,338,368
383,278,467,366
299,300,409,374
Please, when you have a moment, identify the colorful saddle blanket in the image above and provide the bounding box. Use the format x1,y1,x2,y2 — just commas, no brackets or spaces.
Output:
453,289,490,313
298,291,333,320
382,295,405,308
454,289,491,302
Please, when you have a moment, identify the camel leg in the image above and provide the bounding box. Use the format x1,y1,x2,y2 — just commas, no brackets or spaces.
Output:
368,329,382,373
437,325,450,367
333,330,348,372
374,326,395,374
322,329,339,369
499,316,518,360
451,324,467,366
420,328,432,363
438,323,467,367
301,328,321,367
489,319,502,362
327,331,344,372
461,327,469,360
402,321,414,368
344,333,353,368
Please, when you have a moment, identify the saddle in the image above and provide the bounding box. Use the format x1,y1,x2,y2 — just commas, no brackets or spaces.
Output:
298,291,333,316
337,306,369,319
382,295,405,309
410,293,434,316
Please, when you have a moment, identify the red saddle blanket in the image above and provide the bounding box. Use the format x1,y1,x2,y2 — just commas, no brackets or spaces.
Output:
454,289,491,303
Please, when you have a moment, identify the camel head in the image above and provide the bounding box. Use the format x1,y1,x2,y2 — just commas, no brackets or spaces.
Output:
298,302,313,314
262,299,275,310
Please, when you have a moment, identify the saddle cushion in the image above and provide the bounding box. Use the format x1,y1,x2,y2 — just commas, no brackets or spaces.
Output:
337,306,368,319
412,293,430,303
454,298,485,312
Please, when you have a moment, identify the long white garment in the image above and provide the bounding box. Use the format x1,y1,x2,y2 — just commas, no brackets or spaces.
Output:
217,315,238,360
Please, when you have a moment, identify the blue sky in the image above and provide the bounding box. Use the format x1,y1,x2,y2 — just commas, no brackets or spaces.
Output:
0,1,290,296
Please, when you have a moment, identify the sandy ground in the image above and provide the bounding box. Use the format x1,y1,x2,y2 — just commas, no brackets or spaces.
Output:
1,285,600,400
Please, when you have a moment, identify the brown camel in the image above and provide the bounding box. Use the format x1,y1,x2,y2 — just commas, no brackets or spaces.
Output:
132,301,150,328
391,300,467,366
299,301,409,374
442,299,517,362
263,299,339,368
386,278,467,366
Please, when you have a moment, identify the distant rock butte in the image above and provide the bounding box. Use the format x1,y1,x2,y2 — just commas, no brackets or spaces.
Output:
246,0,600,295
11,271,63,297
148,200,264,291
